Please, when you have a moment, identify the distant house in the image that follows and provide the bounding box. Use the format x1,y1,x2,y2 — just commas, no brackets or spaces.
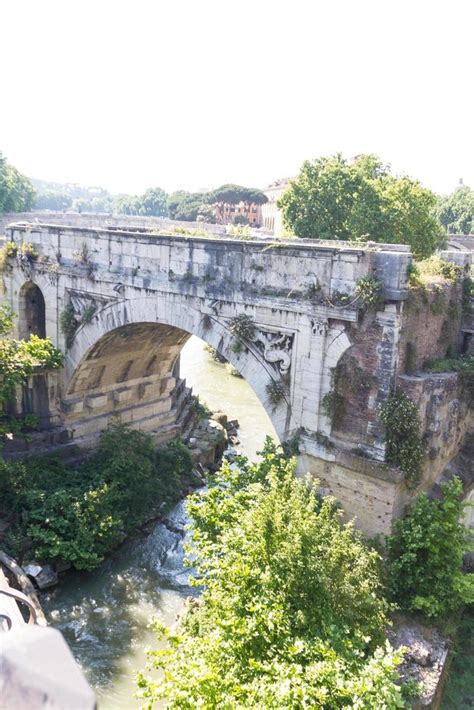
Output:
213,200,262,226
261,178,291,236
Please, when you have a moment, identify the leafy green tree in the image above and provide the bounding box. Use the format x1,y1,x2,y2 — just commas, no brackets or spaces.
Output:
33,191,73,211
168,191,205,221
75,195,114,213
278,153,445,258
435,184,474,235
0,151,35,214
386,477,473,617
196,204,216,223
138,440,405,708
116,187,169,217
139,187,169,217
206,183,268,206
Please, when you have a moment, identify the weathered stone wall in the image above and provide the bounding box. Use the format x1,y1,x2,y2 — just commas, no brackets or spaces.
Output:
397,283,464,374
3,222,470,536
0,211,226,238
397,371,473,494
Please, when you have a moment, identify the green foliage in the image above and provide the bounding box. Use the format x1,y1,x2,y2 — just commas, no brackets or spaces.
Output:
435,183,474,235
81,304,96,325
0,335,64,402
278,153,445,258
20,242,38,261
0,241,18,270
321,389,345,426
227,224,252,239
0,303,15,336
380,391,424,487
0,423,194,570
386,477,473,618
413,255,462,283
0,308,63,446
138,440,405,708
229,313,256,342
266,380,286,406
0,151,35,214
232,213,248,225
206,183,268,207
60,302,78,348
355,275,383,309
116,186,169,217
424,354,474,406
33,191,73,211
442,608,474,708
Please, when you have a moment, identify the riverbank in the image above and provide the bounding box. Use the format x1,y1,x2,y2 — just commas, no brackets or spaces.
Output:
36,337,278,708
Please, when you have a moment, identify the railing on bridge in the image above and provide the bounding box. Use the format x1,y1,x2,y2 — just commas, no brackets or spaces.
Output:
0,552,96,709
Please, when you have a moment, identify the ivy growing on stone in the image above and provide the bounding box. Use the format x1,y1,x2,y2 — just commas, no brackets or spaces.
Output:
380,390,424,487
266,380,286,407
229,313,256,353
60,302,79,349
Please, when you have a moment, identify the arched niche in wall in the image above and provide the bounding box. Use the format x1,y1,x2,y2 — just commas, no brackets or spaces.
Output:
19,282,46,340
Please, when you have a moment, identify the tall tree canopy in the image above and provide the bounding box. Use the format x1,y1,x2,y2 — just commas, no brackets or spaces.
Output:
116,187,169,217
278,154,445,258
167,191,207,221
435,184,474,235
0,152,35,214
207,183,268,206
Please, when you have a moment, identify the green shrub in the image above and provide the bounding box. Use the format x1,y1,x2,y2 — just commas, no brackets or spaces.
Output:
380,390,424,487
424,354,474,406
354,275,383,309
59,302,78,348
20,242,38,261
0,423,194,571
386,477,474,618
137,440,405,708
415,256,462,283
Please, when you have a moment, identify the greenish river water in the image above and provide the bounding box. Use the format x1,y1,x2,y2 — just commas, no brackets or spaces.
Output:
42,337,277,709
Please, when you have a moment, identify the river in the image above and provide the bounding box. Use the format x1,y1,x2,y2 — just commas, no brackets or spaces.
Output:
42,336,277,709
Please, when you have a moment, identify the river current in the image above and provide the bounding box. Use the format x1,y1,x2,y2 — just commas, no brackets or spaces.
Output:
42,337,277,709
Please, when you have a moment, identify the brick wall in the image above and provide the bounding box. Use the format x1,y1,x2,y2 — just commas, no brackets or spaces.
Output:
398,282,463,374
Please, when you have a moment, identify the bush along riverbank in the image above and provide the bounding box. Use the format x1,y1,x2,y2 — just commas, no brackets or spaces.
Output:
0,413,234,579
137,439,473,709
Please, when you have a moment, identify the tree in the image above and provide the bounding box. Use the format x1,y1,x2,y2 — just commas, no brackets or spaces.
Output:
139,187,169,217
435,183,474,235
0,303,63,443
206,183,267,208
138,441,405,708
278,153,445,258
0,151,35,214
386,476,473,618
115,187,169,217
34,191,73,211
167,191,204,221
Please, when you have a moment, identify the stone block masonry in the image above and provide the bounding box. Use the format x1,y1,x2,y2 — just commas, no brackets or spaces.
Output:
1,222,470,536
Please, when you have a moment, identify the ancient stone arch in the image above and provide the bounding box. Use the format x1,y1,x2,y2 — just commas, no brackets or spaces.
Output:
64,296,294,441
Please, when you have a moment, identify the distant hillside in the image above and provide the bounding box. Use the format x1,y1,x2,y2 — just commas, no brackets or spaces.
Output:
30,178,117,213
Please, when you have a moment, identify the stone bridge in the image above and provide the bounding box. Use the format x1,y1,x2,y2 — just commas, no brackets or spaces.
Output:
2,222,472,534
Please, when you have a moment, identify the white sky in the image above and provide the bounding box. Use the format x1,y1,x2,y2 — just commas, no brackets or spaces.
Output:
1,0,473,196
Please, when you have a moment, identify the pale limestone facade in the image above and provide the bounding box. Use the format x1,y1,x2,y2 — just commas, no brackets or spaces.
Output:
2,222,470,535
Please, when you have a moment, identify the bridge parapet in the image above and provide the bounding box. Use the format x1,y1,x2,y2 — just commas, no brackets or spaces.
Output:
6,222,412,305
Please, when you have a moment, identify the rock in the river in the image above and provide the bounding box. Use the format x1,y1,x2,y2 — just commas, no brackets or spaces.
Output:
211,411,228,428
24,563,58,590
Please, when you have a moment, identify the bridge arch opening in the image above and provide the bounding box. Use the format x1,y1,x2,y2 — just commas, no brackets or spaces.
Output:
64,314,282,451
19,281,46,339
